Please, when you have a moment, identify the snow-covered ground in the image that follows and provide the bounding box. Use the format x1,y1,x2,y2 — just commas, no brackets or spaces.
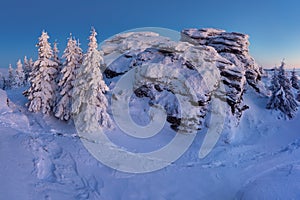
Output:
1,79,300,200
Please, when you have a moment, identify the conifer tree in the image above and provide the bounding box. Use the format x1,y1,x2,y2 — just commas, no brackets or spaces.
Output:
7,64,15,89
25,31,58,114
24,56,29,79
23,56,32,83
15,59,25,87
291,68,299,89
55,35,83,121
53,41,60,65
72,28,112,131
267,62,298,118
53,41,62,76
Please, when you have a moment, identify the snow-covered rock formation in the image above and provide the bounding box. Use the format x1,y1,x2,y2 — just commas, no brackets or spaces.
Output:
102,32,228,133
181,28,264,93
181,28,268,117
101,29,264,133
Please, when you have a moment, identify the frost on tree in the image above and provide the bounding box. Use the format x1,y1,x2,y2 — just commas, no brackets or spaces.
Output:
55,35,82,121
291,68,299,89
15,59,25,87
267,62,298,119
72,28,112,132
25,31,58,114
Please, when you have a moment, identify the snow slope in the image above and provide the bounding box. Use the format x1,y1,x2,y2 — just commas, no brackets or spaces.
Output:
1,80,300,200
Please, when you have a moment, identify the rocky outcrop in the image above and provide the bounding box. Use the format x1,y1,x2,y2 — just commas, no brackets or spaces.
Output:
181,28,264,93
102,32,230,133
101,29,261,133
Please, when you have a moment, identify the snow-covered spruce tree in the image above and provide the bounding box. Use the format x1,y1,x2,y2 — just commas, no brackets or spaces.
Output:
15,59,25,87
291,68,299,89
25,31,58,114
23,56,34,83
266,62,298,118
7,64,16,89
23,56,30,82
75,39,83,59
72,28,112,131
53,41,62,73
53,41,60,64
52,41,62,94
54,35,83,121
266,69,281,109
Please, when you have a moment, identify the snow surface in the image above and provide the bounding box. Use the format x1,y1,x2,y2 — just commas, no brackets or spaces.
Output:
1,78,300,200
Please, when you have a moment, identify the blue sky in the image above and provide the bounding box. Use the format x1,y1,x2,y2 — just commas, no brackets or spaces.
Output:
0,0,299,68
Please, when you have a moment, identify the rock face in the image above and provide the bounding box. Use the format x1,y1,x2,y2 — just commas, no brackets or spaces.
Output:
102,32,229,133
100,29,262,133
181,28,264,93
